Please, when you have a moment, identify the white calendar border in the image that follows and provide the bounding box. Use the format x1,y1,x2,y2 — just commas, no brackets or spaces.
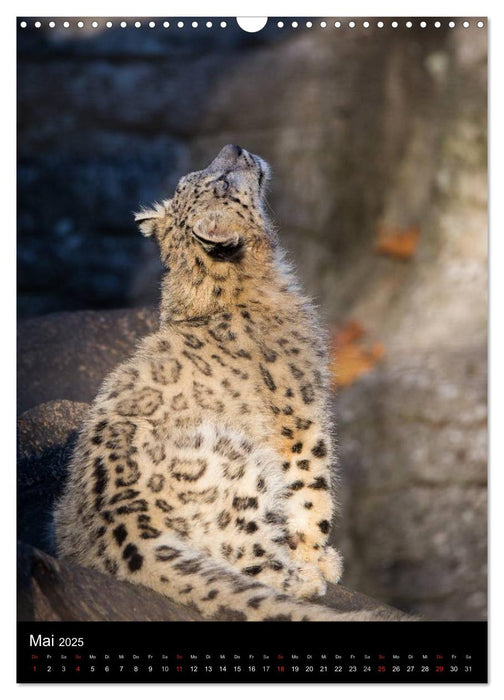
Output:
2,0,502,698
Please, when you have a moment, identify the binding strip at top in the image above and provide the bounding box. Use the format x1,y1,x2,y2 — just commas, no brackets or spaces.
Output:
18,18,486,30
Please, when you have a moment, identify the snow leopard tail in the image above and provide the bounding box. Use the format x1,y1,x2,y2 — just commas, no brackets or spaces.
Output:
114,536,387,622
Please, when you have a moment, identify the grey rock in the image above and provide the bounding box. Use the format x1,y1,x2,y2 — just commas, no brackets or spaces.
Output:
337,347,487,491
333,346,487,621
18,399,90,460
17,400,90,555
18,307,158,414
18,542,206,622
339,486,487,621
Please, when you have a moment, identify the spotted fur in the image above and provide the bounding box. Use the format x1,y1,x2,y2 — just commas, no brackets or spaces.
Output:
54,145,350,621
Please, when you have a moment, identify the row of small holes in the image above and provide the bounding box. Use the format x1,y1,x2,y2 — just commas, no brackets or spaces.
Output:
20,20,228,29
289,19,484,29
19,19,485,30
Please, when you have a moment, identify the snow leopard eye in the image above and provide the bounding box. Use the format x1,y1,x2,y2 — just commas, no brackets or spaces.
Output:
214,178,229,196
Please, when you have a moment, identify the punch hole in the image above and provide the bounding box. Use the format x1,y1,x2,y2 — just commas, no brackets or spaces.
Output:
349,21,356,28
206,21,212,28
292,21,298,28
149,21,156,28
306,21,312,28
477,21,484,28
435,21,441,28
420,21,427,28
64,21,70,28
178,21,184,28
221,21,227,28
163,21,170,28
34,21,41,28
20,21,27,28
334,21,341,28
363,21,370,28
237,17,267,32
392,21,398,28
463,21,470,28
406,21,412,28
192,21,198,28
377,21,384,28
277,21,284,28
320,21,326,28
77,21,84,28
449,21,455,28
121,21,127,28
49,21,55,28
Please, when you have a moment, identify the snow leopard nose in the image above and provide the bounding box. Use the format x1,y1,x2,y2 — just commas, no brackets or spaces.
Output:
206,144,244,173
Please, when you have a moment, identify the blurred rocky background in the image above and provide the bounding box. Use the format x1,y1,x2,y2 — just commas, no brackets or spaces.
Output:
17,18,487,620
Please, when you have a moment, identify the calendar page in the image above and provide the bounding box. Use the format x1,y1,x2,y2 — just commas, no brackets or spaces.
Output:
16,16,487,683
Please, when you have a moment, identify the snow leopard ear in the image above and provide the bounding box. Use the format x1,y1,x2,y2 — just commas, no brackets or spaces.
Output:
134,200,172,238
